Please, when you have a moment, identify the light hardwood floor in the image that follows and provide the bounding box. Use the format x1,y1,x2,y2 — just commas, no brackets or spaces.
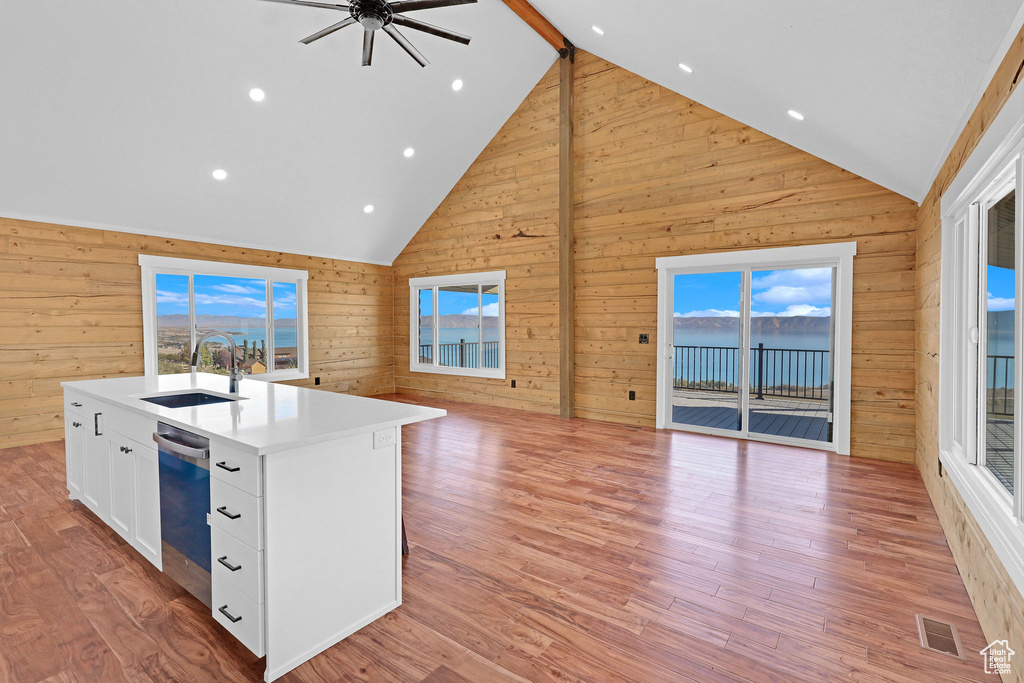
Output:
0,396,993,681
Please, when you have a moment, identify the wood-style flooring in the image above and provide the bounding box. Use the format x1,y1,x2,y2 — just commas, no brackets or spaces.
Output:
0,395,994,682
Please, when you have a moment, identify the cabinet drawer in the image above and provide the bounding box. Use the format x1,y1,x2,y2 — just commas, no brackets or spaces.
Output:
64,390,88,417
211,526,263,604
210,478,263,550
212,576,264,656
209,443,262,497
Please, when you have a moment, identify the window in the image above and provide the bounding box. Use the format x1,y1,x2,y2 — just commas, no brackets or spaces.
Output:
409,271,506,379
939,85,1024,593
140,255,309,381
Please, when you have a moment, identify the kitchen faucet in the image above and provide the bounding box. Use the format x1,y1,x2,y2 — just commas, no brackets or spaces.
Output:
191,330,241,393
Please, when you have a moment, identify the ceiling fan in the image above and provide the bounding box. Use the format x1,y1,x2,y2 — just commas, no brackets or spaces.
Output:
261,0,477,67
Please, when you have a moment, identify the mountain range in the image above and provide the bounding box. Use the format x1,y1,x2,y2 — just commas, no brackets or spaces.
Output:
159,314,295,328
675,316,831,333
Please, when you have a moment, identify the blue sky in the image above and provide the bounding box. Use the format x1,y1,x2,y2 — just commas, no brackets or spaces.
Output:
420,289,499,317
156,275,296,317
674,268,833,318
988,266,1015,311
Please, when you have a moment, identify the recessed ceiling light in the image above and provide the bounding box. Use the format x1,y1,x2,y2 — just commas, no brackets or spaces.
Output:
678,63,693,73
404,147,415,158
592,26,604,35
212,169,228,180
248,88,266,102
788,110,805,121
363,204,374,214
451,79,463,91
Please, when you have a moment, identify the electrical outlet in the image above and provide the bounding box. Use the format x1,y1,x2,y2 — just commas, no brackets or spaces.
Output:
314,377,321,386
628,390,636,401
639,334,649,344
373,428,397,449
511,379,517,388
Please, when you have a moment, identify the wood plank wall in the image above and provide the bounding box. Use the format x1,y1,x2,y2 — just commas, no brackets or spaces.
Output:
915,25,1024,680
394,52,920,463
392,64,562,414
0,217,394,450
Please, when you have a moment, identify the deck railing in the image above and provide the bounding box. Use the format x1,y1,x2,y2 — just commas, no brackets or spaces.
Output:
987,354,1014,416
673,344,830,401
419,340,499,368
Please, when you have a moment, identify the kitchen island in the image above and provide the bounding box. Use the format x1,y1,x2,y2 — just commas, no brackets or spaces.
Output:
61,372,445,682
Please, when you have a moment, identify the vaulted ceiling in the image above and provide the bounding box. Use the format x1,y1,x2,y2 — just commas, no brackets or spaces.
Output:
1,1,1022,264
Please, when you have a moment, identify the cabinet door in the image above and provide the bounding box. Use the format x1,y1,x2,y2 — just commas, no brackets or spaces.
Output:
64,414,84,500
108,439,136,544
132,442,162,569
82,412,110,523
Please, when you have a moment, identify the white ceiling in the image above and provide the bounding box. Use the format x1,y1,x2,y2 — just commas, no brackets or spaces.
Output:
531,0,1024,203
0,0,555,264
3,2,1023,265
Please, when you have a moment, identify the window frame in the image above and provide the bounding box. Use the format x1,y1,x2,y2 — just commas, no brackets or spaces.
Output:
939,83,1024,594
408,271,506,380
139,255,309,382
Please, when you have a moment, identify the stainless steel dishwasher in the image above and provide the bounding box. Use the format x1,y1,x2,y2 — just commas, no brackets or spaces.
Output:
153,422,212,607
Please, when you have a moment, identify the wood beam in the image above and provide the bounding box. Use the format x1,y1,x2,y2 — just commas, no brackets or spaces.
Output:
558,48,575,419
500,0,565,52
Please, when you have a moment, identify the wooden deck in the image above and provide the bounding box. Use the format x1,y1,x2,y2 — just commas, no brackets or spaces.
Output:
986,416,1015,494
672,390,830,443
0,395,993,682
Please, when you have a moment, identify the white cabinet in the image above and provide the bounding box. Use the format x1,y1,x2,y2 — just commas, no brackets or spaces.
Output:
63,411,85,500
82,409,110,523
107,431,162,569
108,438,135,543
133,443,162,568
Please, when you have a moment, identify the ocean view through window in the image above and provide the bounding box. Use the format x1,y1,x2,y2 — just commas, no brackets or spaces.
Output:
409,271,505,379
140,256,308,381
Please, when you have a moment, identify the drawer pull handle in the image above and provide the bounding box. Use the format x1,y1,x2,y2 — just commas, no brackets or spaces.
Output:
217,506,241,520
216,461,241,473
217,556,242,572
72,422,82,428
218,605,242,623
71,402,82,407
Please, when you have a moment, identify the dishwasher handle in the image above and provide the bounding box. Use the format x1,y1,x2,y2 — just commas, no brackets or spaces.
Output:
153,432,210,460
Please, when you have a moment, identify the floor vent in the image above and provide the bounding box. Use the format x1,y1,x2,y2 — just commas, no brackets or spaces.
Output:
916,614,965,659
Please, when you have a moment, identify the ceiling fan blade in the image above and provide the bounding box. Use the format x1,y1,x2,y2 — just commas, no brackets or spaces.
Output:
300,17,357,44
390,0,476,14
260,0,349,11
390,15,470,44
382,24,429,67
362,29,375,66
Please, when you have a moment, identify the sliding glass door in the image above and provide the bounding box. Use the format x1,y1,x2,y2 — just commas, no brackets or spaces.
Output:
658,245,854,452
748,267,835,443
670,271,745,433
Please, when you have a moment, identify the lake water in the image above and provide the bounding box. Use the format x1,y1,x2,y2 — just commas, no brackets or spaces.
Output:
226,328,297,349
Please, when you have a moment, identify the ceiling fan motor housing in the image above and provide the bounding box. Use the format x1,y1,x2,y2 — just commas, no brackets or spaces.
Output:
350,0,393,30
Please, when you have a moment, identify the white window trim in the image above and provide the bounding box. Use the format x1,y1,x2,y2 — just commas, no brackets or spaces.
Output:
409,270,506,380
938,82,1024,595
139,255,309,382
655,242,856,456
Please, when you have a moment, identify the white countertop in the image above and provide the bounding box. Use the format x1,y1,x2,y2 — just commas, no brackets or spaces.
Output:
61,373,445,455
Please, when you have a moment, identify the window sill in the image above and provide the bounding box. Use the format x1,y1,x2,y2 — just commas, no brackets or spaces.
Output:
411,364,505,380
939,449,1024,595
242,370,308,383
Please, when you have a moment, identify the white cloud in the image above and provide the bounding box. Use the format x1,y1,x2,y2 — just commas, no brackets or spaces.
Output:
678,308,740,318
753,305,831,317
751,268,832,306
461,303,500,316
156,290,188,304
193,293,266,309
210,283,262,295
988,292,1015,311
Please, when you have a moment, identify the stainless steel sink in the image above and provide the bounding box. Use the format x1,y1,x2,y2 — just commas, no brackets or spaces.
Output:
140,392,239,409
